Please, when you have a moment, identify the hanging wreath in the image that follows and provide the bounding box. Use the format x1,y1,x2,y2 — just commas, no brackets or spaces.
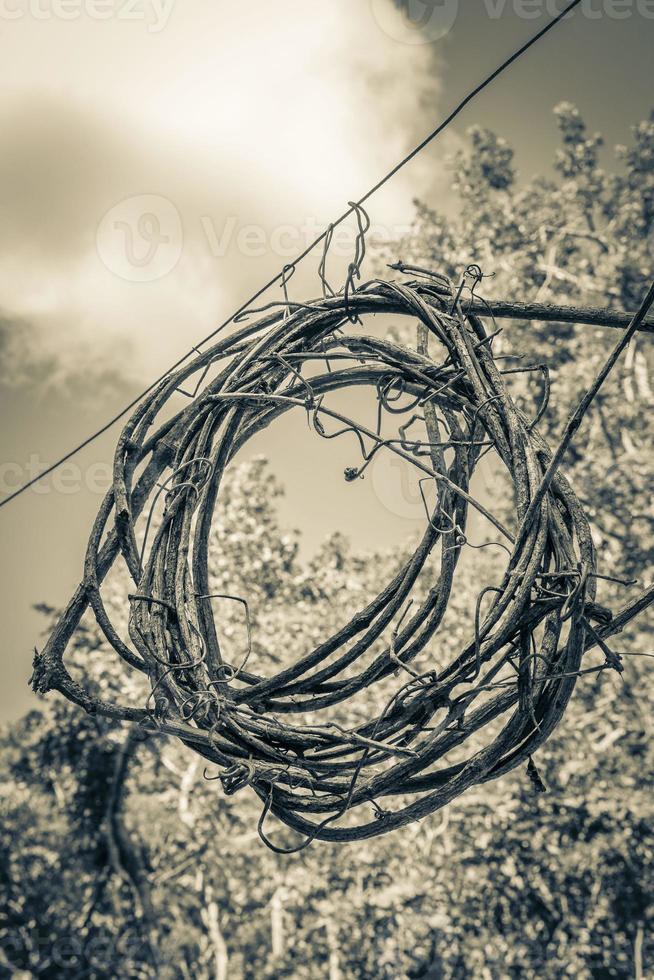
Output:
33,260,651,849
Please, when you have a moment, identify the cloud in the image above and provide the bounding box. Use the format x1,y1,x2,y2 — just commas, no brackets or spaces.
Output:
0,1,452,390
0,308,129,397
0,98,140,262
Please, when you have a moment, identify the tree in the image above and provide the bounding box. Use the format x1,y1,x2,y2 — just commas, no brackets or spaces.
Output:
398,103,654,578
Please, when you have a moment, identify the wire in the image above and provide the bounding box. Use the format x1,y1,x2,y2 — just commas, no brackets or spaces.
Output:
0,0,584,511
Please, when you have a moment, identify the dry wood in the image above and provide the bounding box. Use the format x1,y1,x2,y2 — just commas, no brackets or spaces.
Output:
32,269,654,849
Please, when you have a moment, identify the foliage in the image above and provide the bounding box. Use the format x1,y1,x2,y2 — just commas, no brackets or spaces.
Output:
398,103,654,578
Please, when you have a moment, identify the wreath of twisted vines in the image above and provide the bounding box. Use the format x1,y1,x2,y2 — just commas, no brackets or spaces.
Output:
34,262,645,850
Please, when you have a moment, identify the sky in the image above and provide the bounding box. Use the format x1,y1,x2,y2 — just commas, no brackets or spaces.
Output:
1,0,653,723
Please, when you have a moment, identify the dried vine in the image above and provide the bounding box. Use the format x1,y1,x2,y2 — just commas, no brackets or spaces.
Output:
32,261,654,848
